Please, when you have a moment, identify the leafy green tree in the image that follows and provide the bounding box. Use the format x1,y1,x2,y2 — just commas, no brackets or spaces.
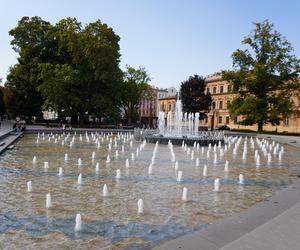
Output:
222,20,300,132
6,64,43,118
121,65,152,125
7,16,122,123
180,75,212,119
38,63,82,118
6,16,54,118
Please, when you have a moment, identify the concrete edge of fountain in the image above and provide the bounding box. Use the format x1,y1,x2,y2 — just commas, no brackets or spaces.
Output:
24,128,134,134
0,131,23,155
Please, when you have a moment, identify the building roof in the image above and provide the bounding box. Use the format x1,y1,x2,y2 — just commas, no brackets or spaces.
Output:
158,95,177,101
205,73,223,83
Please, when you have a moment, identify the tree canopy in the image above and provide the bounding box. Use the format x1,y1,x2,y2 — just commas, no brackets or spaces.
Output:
222,20,300,131
180,75,212,119
6,16,122,123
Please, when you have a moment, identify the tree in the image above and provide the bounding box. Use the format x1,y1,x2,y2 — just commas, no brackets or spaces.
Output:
222,20,300,132
7,16,122,123
6,64,44,118
6,16,54,118
38,63,82,118
120,65,152,125
180,75,212,119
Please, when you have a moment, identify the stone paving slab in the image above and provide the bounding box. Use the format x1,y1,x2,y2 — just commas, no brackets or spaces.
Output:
221,201,300,250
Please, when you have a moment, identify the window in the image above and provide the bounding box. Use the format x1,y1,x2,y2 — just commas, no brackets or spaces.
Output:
227,100,230,108
218,116,222,124
206,87,210,94
226,116,230,124
168,103,171,111
212,101,216,109
213,87,217,94
227,85,232,93
220,86,224,93
219,101,223,109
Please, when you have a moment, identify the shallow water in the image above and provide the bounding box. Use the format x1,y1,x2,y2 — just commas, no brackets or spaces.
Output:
0,133,299,249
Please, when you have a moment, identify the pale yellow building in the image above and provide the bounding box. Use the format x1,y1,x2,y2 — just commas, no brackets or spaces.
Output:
158,95,177,115
201,74,300,133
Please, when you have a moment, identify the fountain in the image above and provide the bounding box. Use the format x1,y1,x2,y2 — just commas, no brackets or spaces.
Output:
95,162,100,172
44,161,49,169
224,160,229,172
177,171,183,182
203,164,208,176
27,181,32,192
239,174,244,184
1,131,298,249
195,157,199,167
148,164,153,174
141,94,224,146
102,184,108,197
32,156,37,164
213,178,220,191
137,199,144,214
74,213,82,231
64,153,68,161
174,161,179,170
46,193,52,208
125,159,130,168
106,155,111,163
77,173,82,185
182,187,188,201
116,169,121,179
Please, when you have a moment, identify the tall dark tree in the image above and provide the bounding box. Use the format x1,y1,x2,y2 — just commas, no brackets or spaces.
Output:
222,20,300,132
180,75,212,119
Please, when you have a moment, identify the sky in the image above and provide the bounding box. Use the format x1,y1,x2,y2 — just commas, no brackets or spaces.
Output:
1,0,300,88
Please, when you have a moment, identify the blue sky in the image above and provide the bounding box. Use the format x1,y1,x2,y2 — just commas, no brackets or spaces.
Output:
1,0,300,88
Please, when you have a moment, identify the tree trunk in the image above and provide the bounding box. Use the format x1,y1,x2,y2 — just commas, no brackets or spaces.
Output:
128,109,132,126
257,122,263,132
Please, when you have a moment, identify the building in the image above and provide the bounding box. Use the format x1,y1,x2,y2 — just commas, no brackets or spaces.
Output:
201,74,300,133
138,89,158,128
158,95,177,115
43,110,58,120
138,86,179,128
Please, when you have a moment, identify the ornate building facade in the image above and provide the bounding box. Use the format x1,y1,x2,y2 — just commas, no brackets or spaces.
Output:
201,74,300,133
